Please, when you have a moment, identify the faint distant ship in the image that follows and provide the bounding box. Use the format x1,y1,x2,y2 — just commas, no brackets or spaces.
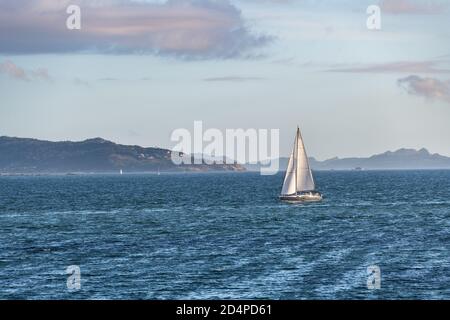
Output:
279,127,322,202
120,169,123,175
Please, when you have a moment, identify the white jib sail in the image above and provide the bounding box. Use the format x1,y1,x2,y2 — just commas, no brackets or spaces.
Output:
281,150,296,195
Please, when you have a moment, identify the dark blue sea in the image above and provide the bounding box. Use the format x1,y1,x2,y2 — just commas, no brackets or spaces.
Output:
0,171,449,299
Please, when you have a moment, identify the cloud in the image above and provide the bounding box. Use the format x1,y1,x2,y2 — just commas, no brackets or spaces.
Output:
327,60,450,74
379,0,448,14
398,75,450,103
30,68,52,81
73,77,91,87
0,60,28,80
270,57,296,66
0,0,271,59
203,76,264,82
0,60,51,81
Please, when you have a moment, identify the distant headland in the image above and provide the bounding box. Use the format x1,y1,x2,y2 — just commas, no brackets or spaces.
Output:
0,136,245,174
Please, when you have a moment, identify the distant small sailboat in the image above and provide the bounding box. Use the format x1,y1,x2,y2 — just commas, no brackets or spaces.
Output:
120,169,123,175
279,126,322,202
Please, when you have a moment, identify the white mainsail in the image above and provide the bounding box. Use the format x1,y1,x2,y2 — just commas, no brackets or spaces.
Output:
296,128,315,192
281,127,315,195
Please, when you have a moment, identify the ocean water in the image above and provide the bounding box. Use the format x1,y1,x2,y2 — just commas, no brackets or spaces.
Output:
0,171,449,300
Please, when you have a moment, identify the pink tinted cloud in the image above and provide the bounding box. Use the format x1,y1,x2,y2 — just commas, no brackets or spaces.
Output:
0,60,51,81
0,0,271,59
327,60,450,74
379,0,447,14
0,60,28,80
398,75,450,103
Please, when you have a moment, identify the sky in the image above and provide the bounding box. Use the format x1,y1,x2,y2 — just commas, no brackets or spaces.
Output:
0,0,449,160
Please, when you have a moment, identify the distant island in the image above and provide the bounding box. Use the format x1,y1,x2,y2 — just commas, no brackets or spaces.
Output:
0,136,245,174
245,148,450,171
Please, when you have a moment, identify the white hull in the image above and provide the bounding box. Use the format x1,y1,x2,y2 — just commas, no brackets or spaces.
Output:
279,192,322,202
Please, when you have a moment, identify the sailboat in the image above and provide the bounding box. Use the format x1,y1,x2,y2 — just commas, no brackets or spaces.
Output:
279,127,322,202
